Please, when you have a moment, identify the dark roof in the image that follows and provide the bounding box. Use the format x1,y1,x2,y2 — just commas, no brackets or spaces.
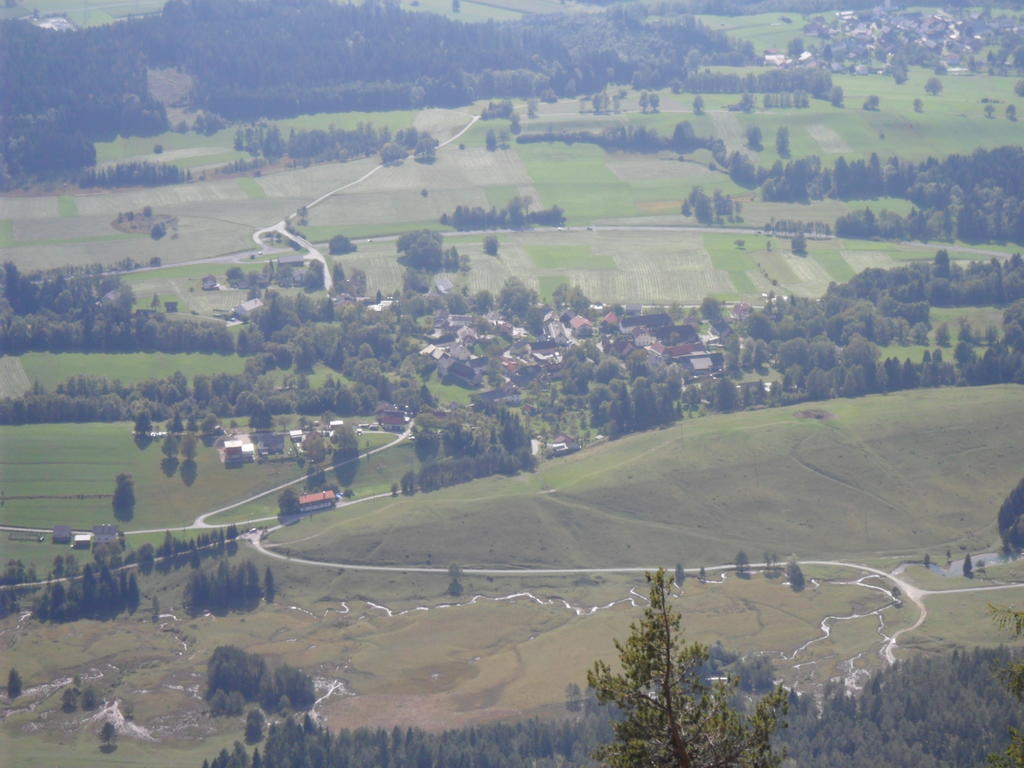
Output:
279,252,305,266
621,313,672,330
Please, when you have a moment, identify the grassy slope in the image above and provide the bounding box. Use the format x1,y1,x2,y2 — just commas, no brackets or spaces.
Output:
278,386,1024,569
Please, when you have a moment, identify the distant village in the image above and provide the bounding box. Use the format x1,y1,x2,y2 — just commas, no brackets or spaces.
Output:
766,6,1023,73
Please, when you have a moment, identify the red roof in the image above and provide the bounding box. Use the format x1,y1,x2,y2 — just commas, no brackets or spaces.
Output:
570,316,592,329
299,490,335,505
603,311,619,324
379,414,407,425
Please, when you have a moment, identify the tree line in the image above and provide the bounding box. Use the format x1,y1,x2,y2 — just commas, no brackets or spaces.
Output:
517,121,718,155
79,162,191,189
440,197,566,230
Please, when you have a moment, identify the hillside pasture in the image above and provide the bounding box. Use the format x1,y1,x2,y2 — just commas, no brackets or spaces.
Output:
276,386,1024,572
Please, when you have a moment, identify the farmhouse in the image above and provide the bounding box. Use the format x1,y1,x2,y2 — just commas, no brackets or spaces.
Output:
52,525,73,544
278,252,305,268
201,274,219,291
92,524,120,545
255,433,286,455
298,490,337,514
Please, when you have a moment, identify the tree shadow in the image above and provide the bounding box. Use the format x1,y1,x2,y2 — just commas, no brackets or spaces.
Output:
113,504,134,523
161,457,179,477
334,457,359,487
180,459,198,486
133,434,153,451
99,745,118,754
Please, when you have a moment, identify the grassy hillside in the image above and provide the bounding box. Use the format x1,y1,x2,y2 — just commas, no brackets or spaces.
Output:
275,386,1024,569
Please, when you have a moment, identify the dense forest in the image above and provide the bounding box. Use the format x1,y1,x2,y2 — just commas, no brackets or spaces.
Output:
197,646,1023,768
0,0,747,183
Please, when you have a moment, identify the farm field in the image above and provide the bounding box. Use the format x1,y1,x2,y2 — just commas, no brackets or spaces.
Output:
274,386,1024,572
6,66,1024,276
0,422,309,532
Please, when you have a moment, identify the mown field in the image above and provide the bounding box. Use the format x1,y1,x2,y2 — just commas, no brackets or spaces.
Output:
273,386,1024,571
0,352,248,398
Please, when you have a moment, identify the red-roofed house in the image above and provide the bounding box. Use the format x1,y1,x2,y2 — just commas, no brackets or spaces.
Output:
298,490,337,514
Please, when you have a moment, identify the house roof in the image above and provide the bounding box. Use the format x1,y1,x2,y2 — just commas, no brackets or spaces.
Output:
298,490,335,506
279,252,305,266
570,316,592,329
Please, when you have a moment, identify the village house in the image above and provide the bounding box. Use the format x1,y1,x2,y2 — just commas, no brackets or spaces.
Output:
234,298,263,320
52,525,73,545
549,432,581,457
278,252,305,268
201,274,219,291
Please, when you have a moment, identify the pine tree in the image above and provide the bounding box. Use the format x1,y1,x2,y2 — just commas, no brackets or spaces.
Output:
587,570,787,768
7,668,22,699
263,567,275,603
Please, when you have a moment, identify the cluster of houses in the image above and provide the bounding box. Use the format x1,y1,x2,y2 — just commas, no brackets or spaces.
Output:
52,524,121,549
775,7,1022,73
419,303,731,413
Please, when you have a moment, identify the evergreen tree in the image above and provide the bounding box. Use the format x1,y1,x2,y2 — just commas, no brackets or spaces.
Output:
963,552,974,578
263,567,275,603
7,668,22,699
112,473,135,520
587,569,787,768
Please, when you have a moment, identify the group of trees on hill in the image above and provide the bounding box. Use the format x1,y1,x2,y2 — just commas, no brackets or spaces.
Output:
206,645,315,716
184,561,273,616
33,563,140,622
406,407,534,492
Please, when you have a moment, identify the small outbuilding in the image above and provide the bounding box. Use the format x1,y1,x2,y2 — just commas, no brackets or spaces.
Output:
52,525,73,544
